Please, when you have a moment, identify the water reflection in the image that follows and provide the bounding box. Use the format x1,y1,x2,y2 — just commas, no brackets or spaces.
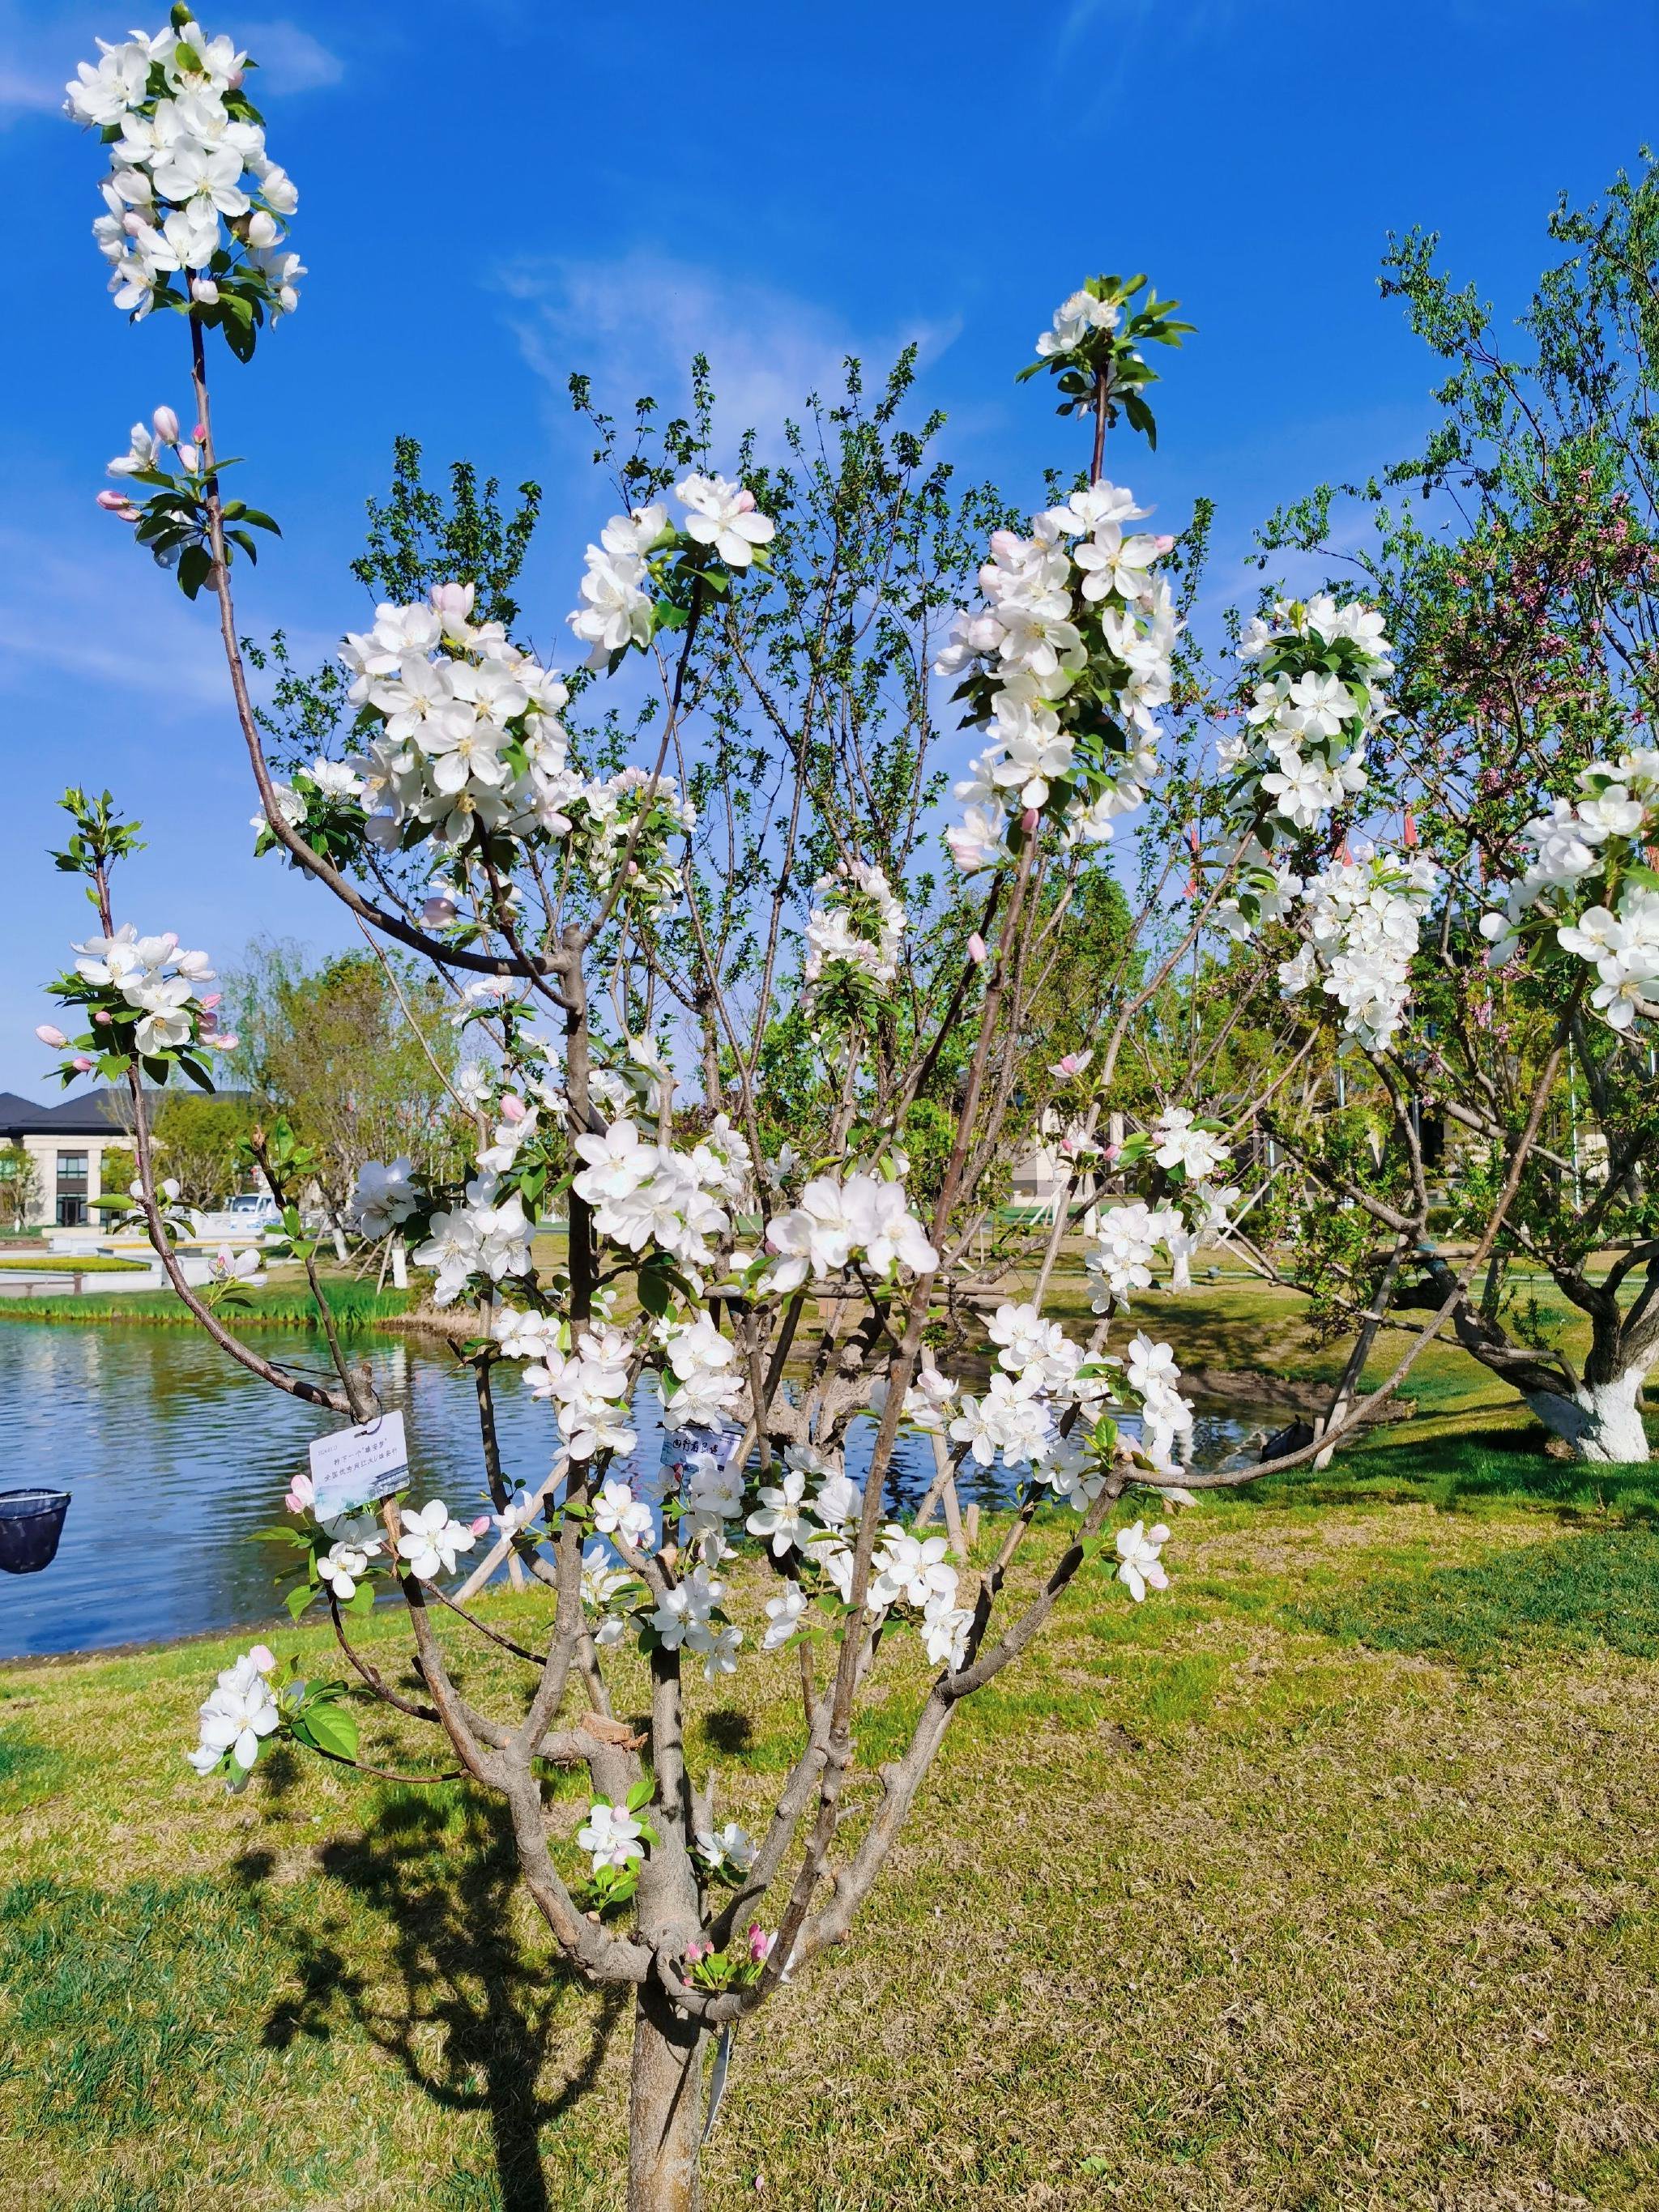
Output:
0,1323,1249,1660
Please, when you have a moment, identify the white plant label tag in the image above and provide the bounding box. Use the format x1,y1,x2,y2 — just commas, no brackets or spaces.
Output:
308,1410,409,1519
656,1424,743,1493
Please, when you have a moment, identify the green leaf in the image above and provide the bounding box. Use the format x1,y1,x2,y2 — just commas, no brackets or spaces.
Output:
177,544,213,599
625,1777,655,1813
285,1583,314,1621
298,1698,360,1762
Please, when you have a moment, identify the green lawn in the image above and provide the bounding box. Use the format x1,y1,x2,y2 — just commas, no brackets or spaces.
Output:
4,1421,1659,2208
0,1274,415,1328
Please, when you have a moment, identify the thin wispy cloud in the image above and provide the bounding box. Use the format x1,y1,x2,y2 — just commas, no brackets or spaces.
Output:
0,526,230,710
236,18,343,92
0,5,343,121
494,249,960,464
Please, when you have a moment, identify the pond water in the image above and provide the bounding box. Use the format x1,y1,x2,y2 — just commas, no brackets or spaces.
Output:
0,1322,1254,1660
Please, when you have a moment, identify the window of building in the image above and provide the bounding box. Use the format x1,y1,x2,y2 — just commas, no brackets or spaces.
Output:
54,1152,88,1230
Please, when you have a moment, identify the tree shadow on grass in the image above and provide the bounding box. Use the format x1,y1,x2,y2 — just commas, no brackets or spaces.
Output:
246,1782,625,2212
1231,1425,1659,1525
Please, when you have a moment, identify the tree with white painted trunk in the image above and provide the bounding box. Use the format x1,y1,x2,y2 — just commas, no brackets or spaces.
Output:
52,16,1604,2206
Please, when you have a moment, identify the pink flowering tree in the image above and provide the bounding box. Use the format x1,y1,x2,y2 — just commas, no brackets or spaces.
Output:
49,17,1618,2202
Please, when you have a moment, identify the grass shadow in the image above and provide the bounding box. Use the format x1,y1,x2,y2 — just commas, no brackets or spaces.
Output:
1288,1527,1659,1669
254,1780,625,2212
1228,1426,1659,1524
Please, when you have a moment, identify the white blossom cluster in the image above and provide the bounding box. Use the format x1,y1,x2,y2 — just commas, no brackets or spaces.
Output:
1223,595,1393,834
66,15,303,323
764,1171,938,1292
527,1325,638,1462
346,1157,419,1239
800,859,906,1016
567,477,775,669
411,1172,535,1306
935,481,1179,871
657,1314,745,1431
187,1643,278,1779
949,1298,1194,1490
340,583,576,854
67,923,231,1056
1277,845,1439,1052
1480,754,1659,1031
1035,286,1120,360
573,1115,752,1274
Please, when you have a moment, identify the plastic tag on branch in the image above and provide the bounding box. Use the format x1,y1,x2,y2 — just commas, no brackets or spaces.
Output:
655,1423,744,1498
308,1411,409,1519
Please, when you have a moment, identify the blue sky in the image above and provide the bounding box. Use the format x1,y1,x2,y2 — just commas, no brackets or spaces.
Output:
1,0,1653,1097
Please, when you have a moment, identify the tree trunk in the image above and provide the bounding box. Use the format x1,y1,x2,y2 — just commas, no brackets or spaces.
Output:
627,1983,706,2212
1401,1258,1653,1463
1525,1366,1652,1462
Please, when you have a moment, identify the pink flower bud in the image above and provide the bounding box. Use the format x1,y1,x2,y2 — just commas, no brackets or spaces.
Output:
735,488,755,512
71,1055,93,1073
35,1023,67,1047
500,1093,526,1123
1154,533,1176,553
471,1515,492,1535
200,992,221,1011
152,405,181,445
421,895,458,927
248,1644,275,1673
966,933,987,965
746,1924,774,1963
93,1010,113,1025
177,442,199,471
193,421,207,442
1021,808,1039,832
96,490,137,517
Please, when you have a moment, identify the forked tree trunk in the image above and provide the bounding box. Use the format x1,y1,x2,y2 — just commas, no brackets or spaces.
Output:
628,1984,706,2212
1404,1258,1654,1464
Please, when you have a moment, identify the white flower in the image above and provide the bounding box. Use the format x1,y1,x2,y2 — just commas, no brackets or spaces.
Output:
693,1821,757,1876
1036,287,1120,358
763,1583,811,1649
348,1157,419,1238
1151,1108,1230,1182
700,1622,742,1680
1115,1519,1171,1603
869,1526,958,1612
188,1646,279,1777
317,1538,382,1603
578,1801,645,1870
593,1478,654,1550
746,1469,814,1557
675,474,775,568
395,1499,479,1581
920,1594,973,1669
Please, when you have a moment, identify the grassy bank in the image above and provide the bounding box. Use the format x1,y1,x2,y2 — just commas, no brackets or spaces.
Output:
4,1425,1659,2208
0,1276,415,1328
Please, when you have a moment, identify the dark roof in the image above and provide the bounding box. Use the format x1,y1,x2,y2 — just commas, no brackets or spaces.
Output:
0,1088,127,1137
0,1087,249,1138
